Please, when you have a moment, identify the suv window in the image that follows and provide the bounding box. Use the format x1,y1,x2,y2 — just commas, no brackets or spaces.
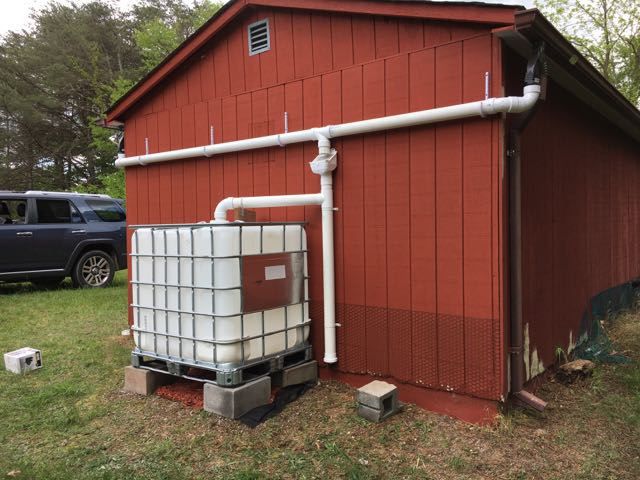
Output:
36,199,83,224
0,199,27,225
86,199,126,222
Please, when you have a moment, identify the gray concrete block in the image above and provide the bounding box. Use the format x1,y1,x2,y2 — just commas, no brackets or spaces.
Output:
357,380,399,412
272,360,318,387
357,403,396,423
123,366,174,396
204,376,271,419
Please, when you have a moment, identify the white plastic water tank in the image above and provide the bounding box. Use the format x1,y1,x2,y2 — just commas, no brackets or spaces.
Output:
131,223,309,366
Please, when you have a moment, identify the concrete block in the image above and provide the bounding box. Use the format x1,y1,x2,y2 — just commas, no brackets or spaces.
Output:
272,360,318,387
204,376,271,419
123,366,174,396
357,403,396,423
357,380,399,412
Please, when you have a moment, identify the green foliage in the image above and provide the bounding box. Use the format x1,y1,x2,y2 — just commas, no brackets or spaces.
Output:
135,17,181,71
76,169,125,201
133,0,222,71
0,0,221,193
555,346,568,364
101,169,126,200
539,0,640,107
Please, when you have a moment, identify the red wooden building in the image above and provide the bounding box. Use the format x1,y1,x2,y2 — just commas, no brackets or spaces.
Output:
106,0,640,422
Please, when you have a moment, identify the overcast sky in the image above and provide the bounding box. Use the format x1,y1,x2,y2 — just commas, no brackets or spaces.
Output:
0,0,533,36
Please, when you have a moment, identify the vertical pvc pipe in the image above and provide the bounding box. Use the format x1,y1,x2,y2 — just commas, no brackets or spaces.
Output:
321,171,337,363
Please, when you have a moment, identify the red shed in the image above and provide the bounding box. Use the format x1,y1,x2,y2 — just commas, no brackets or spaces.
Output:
106,1,640,422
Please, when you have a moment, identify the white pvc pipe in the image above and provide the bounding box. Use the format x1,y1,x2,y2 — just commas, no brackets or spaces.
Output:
115,85,540,168
319,172,336,363
213,193,324,221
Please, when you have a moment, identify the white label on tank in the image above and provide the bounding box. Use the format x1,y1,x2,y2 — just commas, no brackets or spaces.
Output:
265,265,286,281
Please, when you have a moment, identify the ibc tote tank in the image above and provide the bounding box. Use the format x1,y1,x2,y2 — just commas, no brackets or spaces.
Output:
130,222,310,372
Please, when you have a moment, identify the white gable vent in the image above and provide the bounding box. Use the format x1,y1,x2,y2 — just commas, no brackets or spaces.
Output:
248,19,270,56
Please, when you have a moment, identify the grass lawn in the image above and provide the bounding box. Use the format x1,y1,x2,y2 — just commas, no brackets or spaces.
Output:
1,272,639,479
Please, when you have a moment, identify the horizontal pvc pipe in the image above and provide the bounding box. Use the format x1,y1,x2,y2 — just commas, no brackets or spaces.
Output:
213,193,324,221
115,85,540,168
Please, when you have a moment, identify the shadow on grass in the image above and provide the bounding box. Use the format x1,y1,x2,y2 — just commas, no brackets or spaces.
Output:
0,281,73,295
0,274,128,296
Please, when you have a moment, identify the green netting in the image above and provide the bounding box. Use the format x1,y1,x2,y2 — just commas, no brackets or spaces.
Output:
572,282,636,364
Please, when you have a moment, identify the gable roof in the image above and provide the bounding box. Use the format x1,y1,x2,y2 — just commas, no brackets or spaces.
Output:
105,0,521,122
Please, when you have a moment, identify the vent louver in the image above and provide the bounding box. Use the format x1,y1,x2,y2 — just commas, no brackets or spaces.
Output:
248,19,270,56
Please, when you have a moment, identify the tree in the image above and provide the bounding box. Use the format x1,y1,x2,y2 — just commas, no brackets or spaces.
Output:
0,0,222,195
539,0,640,106
0,1,141,190
133,0,221,71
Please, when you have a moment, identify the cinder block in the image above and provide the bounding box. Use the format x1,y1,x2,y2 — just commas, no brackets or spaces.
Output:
357,380,399,412
357,403,396,423
204,376,271,419
272,360,318,387
123,366,174,396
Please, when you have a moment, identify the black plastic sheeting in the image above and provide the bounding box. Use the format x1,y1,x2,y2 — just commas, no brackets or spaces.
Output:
573,280,638,364
239,382,315,428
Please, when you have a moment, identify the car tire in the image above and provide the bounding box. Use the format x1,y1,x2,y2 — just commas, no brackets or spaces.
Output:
72,250,115,288
31,277,64,290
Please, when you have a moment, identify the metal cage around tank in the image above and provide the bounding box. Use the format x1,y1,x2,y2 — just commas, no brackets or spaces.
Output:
128,221,312,386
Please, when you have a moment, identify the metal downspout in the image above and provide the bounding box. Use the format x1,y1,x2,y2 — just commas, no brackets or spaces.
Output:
509,44,548,412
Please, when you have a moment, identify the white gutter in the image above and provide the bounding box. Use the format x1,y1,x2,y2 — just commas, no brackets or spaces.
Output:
116,83,541,366
115,85,540,169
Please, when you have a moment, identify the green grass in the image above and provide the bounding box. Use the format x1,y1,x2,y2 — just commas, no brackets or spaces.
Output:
0,274,131,479
1,275,639,479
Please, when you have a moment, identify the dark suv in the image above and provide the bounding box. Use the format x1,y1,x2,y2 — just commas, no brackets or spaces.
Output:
0,191,127,288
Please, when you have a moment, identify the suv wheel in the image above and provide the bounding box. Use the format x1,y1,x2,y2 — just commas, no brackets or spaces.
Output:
73,250,115,288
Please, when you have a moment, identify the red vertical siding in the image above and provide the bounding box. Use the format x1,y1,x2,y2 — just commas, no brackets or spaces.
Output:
145,114,161,224
169,107,184,222
302,75,324,363
362,60,389,376
434,42,465,391
311,13,333,74
385,55,412,382
409,49,438,388
122,9,505,401
157,111,172,224
274,11,295,84
461,35,496,398
134,116,149,224
284,82,304,221
521,80,640,379
268,85,287,222
250,89,270,221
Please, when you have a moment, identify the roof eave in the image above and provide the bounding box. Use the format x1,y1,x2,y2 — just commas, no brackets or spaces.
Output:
510,9,640,143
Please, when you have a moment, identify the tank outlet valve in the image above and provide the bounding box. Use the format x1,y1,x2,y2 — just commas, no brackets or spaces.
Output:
310,149,338,175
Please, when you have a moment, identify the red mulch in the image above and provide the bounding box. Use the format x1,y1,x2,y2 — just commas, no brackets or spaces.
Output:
156,379,204,408
155,370,280,410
